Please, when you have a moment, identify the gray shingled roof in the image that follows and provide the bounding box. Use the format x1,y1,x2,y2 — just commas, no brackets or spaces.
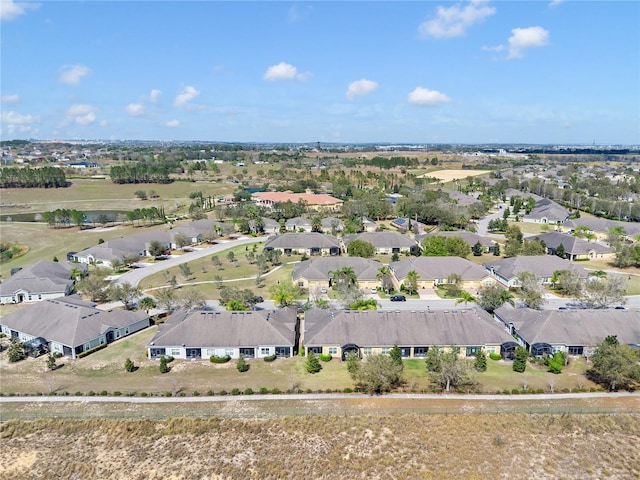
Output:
495,307,640,346
147,308,297,348
0,261,84,296
321,217,344,230
285,217,312,228
391,256,491,281
564,218,640,236
342,232,417,248
0,297,148,347
483,255,588,281
293,257,383,282
264,233,340,249
304,308,513,347
524,199,570,222
530,232,612,255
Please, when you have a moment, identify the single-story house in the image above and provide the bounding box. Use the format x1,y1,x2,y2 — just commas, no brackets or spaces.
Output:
0,261,87,304
483,255,589,288
72,230,172,267
522,199,570,224
503,189,543,203
249,217,280,235
0,297,150,358
264,233,341,256
320,217,344,234
494,306,640,357
391,217,428,234
416,232,496,253
285,217,313,232
529,232,613,260
170,219,232,246
442,189,482,207
563,218,640,240
292,257,384,291
147,308,298,360
304,308,514,360
390,256,496,291
342,232,418,255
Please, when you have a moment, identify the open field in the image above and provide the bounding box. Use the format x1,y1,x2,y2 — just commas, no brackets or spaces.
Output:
417,169,491,181
1,410,639,479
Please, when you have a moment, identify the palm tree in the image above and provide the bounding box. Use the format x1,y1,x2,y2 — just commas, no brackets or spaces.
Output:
329,267,358,290
404,270,420,295
311,215,323,233
455,290,477,307
138,296,156,313
377,266,393,294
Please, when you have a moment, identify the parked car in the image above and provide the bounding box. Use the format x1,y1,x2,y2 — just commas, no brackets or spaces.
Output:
320,287,327,294
370,287,377,294
390,295,406,302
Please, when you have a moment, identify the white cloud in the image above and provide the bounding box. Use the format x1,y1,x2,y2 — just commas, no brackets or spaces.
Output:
0,0,40,21
66,104,96,125
1,94,20,104
263,62,311,82
125,102,145,117
1,110,40,125
58,64,90,85
549,0,563,8
419,0,496,38
166,119,180,128
288,4,312,23
408,87,451,106
149,89,161,103
481,44,505,53
346,79,379,100
173,85,200,107
508,26,550,59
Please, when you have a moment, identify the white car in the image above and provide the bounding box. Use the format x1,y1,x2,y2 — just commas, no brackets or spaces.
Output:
320,287,327,294
370,287,377,294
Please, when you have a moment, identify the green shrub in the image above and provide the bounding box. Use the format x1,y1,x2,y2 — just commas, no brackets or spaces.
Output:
244,388,254,395
219,390,228,396
165,391,172,397
511,388,520,395
210,354,231,363
260,387,269,395
113,391,121,396
53,352,63,359
231,388,241,396
207,389,215,396
165,356,175,363
140,392,148,397
193,391,200,397
343,388,353,393
319,353,333,362
271,388,281,394
502,389,511,395
489,352,502,361
74,391,83,396
536,388,544,394
88,390,96,396
77,343,108,358
99,390,108,396
263,354,277,362
236,355,249,373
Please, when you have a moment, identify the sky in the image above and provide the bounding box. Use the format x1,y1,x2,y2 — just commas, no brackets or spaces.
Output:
1,0,638,144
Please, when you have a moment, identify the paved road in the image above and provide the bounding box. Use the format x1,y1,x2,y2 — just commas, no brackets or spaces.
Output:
113,236,266,287
1,391,637,404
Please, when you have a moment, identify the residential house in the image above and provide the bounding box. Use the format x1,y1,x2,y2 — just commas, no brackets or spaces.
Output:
342,232,418,255
494,307,640,357
416,231,496,253
0,261,87,304
503,189,543,203
522,198,570,224
391,217,428,234
249,217,280,235
147,308,298,360
251,191,343,212
72,230,172,267
292,257,384,291
390,256,496,291
285,217,313,232
304,308,513,360
264,233,341,257
442,189,482,207
483,255,589,288
0,297,150,358
320,217,344,235
563,217,640,240
529,232,613,260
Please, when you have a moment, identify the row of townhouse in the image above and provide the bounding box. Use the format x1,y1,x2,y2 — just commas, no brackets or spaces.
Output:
3,297,637,362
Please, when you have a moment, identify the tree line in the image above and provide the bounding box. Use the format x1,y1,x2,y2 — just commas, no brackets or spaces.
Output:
110,164,172,184
0,166,68,188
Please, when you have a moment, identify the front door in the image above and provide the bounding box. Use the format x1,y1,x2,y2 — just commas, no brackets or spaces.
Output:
106,331,115,343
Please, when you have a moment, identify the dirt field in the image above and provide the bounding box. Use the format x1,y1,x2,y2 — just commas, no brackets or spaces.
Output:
1,410,639,479
417,169,491,181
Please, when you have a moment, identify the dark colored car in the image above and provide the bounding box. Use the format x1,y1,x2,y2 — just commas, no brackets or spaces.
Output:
390,295,406,302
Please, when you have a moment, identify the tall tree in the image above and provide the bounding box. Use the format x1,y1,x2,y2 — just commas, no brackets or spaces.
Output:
504,225,523,257
516,271,545,309
346,239,375,258
376,266,394,294
587,335,640,391
350,354,404,394
404,270,419,295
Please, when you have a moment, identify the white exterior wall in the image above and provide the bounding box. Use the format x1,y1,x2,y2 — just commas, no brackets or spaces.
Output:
1,290,68,304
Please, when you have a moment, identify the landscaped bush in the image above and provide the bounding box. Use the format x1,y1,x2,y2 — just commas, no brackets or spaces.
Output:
263,354,277,362
165,355,175,363
219,390,228,396
343,388,353,393
207,389,215,396
113,391,121,396
87,390,96,396
271,388,281,394
74,391,83,396
231,388,241,395
244,388,254,395
319,353,333,362
77,343,108,358
210,354,231,363
193,391,200,396
489,352,502,361
260,387,269,394
140,392,148,397
99,390,108,396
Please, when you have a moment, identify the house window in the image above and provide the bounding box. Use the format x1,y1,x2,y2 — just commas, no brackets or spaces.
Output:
381,347,390,355
225,348,234,357
568,346,584,355
466,346,481,357
401,347,411,358
275,346,290,357
485,346,496,354
260,347,271,356
328,347,338,355
38,295,42,300
28,296,32,301
307,347,322,355
170,348,181,356
298,281,305,287
362,347,372,355
414,347,428,357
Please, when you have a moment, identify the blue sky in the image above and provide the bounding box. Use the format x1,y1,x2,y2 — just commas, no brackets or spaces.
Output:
1,0,638,144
